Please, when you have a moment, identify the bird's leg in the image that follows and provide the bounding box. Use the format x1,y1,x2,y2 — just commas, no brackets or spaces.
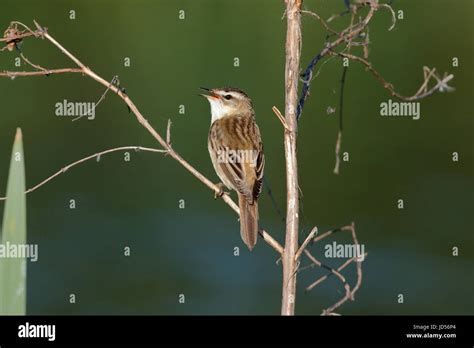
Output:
214,183,230,199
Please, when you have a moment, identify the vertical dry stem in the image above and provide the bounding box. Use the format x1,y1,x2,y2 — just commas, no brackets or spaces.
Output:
281,0,302,316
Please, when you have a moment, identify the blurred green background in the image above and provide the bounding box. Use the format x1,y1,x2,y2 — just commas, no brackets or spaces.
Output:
0,0,472,315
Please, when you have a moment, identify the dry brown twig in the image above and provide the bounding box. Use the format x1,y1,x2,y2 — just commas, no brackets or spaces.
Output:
0,146,167,201
166,119,172,146
329,51,455,101
301,222,365,315
73,75,119,122
333,129,343,175
301,10,338,35
333,9,357,176
300,2,454,176
271,105,290,131
295,225,318,261
0,68,83,77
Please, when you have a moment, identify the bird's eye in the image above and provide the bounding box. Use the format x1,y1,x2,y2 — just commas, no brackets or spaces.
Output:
224,94,232,100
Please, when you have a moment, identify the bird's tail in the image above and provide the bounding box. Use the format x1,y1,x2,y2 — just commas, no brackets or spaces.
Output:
238,193,258,251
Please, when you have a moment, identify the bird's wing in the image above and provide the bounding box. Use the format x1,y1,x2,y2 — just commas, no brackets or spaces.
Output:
252,125,265,200
209,116,264,204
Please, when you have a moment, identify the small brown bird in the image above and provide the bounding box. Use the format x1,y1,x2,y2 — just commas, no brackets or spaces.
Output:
201,87,265,250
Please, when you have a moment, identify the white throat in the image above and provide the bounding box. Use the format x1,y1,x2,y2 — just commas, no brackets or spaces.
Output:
208,99,233,123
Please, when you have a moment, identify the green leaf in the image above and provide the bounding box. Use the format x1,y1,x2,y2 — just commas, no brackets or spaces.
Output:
0,128,27,315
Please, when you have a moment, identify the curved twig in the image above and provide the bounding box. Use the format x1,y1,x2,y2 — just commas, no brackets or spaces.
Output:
0,146,167,201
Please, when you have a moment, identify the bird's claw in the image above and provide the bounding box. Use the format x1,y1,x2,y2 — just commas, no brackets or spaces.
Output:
214,183,229,199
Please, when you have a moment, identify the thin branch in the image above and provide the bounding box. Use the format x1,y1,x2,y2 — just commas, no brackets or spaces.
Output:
0,31,36,43
9,21,36,36
329,51,455,101
326,2,366,23
271,106,289,131
348,222,363,303
259,229,284,255
19,52,48,72
295,225,318,261
0,68,83,77
166,119,172,145
73,75,119,122
333,130,342,175
0,146,167,201
301,10,338,35
332,8,356,176
312,224,353,244
378,3,397,31
334,60,349,175
263,176,286,225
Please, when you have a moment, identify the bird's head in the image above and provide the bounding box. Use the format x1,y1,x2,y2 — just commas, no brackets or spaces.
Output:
200,87,253,122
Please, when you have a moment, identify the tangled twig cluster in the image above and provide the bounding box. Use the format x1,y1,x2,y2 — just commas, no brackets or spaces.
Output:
297,2,454,175
299,223,364,315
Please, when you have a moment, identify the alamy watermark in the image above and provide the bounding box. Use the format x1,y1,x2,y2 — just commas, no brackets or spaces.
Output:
324,241,365,261
0,242,38,262
217,147,259,168
380,99,420,120
18,322,55,341
55,99,96,120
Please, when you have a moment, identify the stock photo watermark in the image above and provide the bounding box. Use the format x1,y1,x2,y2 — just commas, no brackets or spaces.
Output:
55,99,96,120
216,148,259,168
380,99,420,120
324,241,365,261
0,241,38,262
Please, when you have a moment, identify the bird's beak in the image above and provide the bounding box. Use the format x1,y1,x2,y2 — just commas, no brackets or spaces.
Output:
199,87,219,100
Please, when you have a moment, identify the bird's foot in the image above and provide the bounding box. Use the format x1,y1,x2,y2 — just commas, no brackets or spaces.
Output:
214,183,229,199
